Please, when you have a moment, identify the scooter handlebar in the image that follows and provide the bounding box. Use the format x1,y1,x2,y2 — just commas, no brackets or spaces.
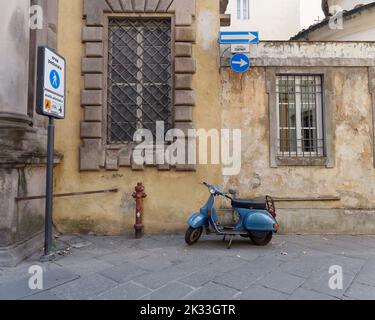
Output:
201,182,231,199
202,182,212,189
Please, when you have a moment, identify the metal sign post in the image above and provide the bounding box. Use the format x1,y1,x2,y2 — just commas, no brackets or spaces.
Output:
36,46,66,262
42,116,55,261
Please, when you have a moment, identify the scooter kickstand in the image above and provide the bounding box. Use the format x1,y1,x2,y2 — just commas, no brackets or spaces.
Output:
227,236,234,249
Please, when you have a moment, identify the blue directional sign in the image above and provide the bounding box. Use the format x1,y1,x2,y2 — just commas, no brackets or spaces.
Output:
230,53,250,73
220,31,259,44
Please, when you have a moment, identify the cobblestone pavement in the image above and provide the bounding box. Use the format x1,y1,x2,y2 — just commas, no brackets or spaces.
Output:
1,234,375,300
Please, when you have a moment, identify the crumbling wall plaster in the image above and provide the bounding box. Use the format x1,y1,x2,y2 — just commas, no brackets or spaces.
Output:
221,67,375,209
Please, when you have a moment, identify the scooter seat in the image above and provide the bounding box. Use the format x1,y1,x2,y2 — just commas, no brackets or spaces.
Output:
231,198,267,210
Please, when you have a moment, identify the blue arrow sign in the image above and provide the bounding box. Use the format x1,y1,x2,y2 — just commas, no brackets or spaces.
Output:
230,53,250,73
220,31,259,44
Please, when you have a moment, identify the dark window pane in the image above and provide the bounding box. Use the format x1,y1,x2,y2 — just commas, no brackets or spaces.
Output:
302,128,317,152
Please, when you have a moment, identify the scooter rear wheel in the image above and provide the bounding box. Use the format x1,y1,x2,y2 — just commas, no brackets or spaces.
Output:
185,227,203,245
249,231,273,246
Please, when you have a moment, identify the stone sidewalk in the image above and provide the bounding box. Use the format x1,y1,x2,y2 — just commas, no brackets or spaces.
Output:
1,234,375,300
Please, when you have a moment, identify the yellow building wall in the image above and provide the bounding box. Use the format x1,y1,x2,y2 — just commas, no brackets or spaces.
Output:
54,1,375,236
54,0,222,235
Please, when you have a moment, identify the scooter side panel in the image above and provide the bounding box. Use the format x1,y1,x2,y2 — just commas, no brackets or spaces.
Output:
240,210,277,232
187,213,208,229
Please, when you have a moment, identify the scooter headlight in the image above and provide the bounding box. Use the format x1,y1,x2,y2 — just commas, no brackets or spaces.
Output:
209,188,216,195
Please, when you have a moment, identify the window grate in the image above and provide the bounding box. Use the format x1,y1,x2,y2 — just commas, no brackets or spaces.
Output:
276,75,325,158
107,18,172,144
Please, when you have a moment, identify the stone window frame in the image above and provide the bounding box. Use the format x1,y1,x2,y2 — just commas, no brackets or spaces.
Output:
266,67,335,168
104,16,175,146
80,0,197,172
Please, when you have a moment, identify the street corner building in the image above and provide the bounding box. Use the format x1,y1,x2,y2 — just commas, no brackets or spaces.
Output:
1,0,375,266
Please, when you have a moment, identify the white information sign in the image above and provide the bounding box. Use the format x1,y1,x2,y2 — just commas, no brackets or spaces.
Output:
231,44,251,53
36,47,66,119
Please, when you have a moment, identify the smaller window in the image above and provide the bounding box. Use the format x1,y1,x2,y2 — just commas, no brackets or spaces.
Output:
237,0,250,20
276,75,325,158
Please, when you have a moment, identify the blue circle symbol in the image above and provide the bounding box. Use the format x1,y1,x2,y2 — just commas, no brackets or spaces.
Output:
230,53,250,73
49,70,60,89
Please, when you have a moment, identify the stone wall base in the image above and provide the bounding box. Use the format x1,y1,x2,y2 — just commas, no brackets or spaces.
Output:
278,209,375,235
0,232,44,267
217,208,375,235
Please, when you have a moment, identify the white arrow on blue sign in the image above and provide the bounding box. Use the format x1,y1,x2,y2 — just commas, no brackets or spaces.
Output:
220,31,259,44
230,53,250,73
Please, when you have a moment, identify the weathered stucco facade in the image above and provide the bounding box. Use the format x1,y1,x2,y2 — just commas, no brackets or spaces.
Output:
221,66,375,233
2,1,375,267
52,0,375,236
220,42,375,233
54,0,222,235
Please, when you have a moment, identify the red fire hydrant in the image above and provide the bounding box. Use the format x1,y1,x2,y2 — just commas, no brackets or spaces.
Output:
132,182,147,239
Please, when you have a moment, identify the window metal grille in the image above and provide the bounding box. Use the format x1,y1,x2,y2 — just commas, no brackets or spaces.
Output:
107,18,172,144
276,75,324,157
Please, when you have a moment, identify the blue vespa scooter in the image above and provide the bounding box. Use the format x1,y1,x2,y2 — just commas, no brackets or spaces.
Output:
185,182,279,248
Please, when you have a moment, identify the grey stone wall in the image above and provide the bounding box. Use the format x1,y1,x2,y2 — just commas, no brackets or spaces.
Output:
0,0,60,267
0,0,31,124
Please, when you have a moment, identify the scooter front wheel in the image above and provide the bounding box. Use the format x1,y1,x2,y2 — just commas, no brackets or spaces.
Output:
249,231,273,246
185,227,203,245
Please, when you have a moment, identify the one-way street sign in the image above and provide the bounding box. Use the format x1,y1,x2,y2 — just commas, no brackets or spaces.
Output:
230,53,250,73
220,31,259,44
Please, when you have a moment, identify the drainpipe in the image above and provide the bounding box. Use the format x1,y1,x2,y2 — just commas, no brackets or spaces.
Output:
132,182,147,239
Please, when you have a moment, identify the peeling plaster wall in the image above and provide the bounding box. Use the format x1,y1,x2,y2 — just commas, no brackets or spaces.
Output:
197,9,217,51
220,41,375,67
55,0,375,235
54,0,222,235
221,66,375,234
